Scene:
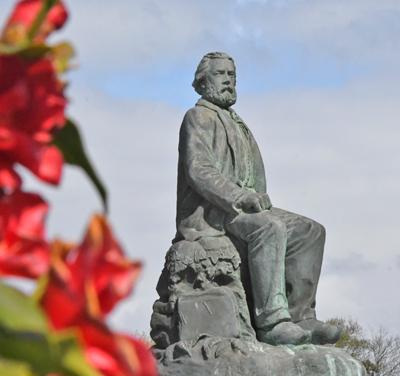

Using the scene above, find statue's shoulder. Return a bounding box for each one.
[183,100,220,126]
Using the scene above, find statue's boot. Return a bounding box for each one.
[258,322,312,346]
[296,318,343,345]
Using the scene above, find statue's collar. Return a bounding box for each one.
[196,99,243,124]
[195,98,230,113]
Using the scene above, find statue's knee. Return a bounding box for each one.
[312,221,326,241]
[292,216,325,244]
[232,211,286,242]
[259,212,286,237]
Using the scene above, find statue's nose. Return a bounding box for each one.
[222,72,230,84]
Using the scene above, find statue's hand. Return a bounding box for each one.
[241,193,272,213]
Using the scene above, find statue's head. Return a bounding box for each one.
[192,52,237,108]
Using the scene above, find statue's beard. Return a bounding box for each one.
[202,83,237,108]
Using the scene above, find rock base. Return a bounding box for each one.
[154,336,366,376]
[151,238,366,376]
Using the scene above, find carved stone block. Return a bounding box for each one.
[177,287,240,341]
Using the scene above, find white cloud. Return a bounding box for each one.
[42,0,400,78]
[234,0,400,63]
[2,0,400,74]
[52,0,228,71]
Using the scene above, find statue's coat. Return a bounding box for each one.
[175,98,266,242]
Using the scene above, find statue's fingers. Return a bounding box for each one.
[260,196,270,210]
[252,200,263,212]
[263,194,272,210]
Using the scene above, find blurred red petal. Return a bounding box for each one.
[0,160,21,190]
[0,190,50,278]
[96,262,142,315]
[0,54,66,136]
[41,267,85,329]
[36,144,64,184]
[39,215,157,375]
[6,0,41,29]
[0,234,49,278]
[13,57,67,136]
[0,54,66,184]
[72,215,142,318]
[4,0,68,33]
[0,190,48,238]
[124,336,159,376]
[2,128,64,185]
[85,347,122,375]
[47,1,68,30]
[40,240,86,329]
[79,319,158,376]
[79,319,129,376]
[0,126,16,150]
[0,79,28,117]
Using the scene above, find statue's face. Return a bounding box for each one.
[202,59,237,108]
[206,59,236,92]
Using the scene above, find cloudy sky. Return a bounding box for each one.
[1,0,400,337]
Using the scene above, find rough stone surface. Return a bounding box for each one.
[150,236,256,350]
[177,288,241,341]
[151,238,366,375]
[155,337,367,376]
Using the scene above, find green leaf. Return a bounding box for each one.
[52,42,75,73]
[0,357,34,376]
[52,119,108,212]
[18,44,52,60]
[30,275,49,304]
[55,335,102,376]
[0,44,23,55]
[0,283,47,333]
[0,43,52,58]
[0,283,101,376]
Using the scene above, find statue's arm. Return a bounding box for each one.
[179,110,249,215]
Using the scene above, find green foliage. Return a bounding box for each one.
[328,316,400,376]
[0,283,101,376]
[133,330,155,348]
[52,42,75,73]
[52,119,108,212]
[328,317,369,362]
[0,356,34,376]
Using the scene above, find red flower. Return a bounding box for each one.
[1,0,68,45]
[41,215,142,329]
[40,239,84,328]
[0,53,66,186]
[75,214,142,318]
[0,189,50,278]
[80,318,158,376]
[0,159,22,190]
[41,215,158,376]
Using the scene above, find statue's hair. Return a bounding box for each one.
[192,52,236,95]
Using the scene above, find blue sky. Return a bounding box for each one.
[1,0,400,337]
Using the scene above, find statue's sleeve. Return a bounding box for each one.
[179,108,249,215]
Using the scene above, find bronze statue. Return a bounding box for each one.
[150,52,366,376]
[173,52,342,346]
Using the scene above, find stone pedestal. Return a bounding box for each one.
[151,237,366,376]
[154,337,366,376]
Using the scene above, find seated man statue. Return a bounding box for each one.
[173,52,343,346]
